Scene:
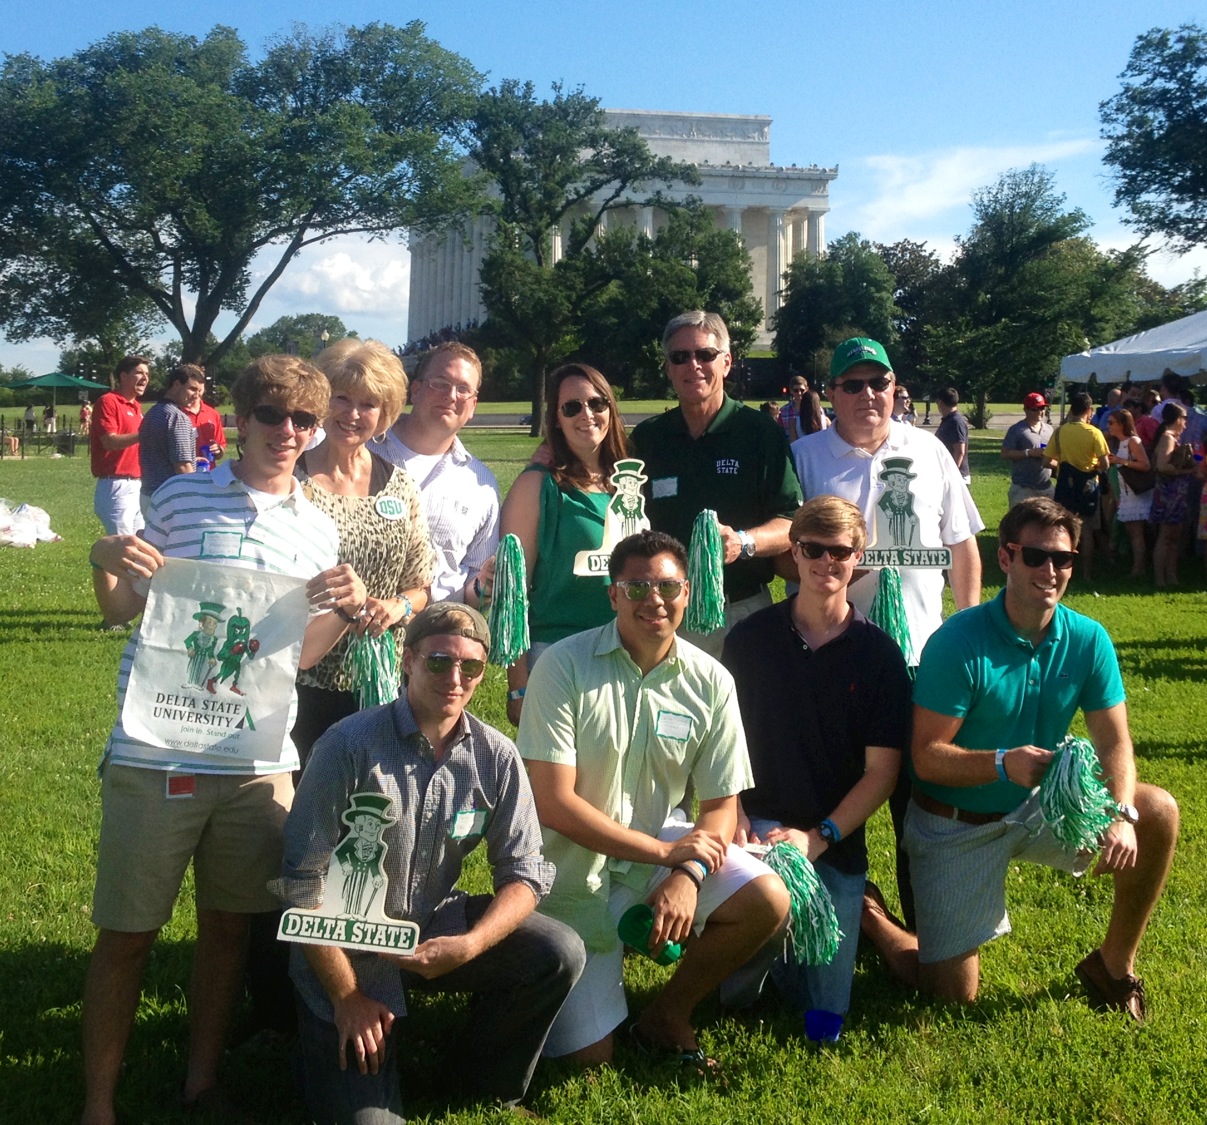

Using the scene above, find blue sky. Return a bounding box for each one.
[3,0,1204,372]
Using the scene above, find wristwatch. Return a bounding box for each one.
[737,529,756,559]
[1115,803,1139,825]
[818,818,842,844]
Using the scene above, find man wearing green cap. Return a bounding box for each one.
[791,336,984,928]
[278,602,584,1123]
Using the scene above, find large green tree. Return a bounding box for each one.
[923,165,1159,418]
[0,23,480,365]
[246,314,354,359]
[772,232,900,384]
[1101,24,1207,252]
[468,80,696,432]
[576,203,763,396]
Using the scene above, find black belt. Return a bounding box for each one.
[912,787,1006,826]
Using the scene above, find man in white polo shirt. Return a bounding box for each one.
[81,356,368,1125]
[379,343,499,608]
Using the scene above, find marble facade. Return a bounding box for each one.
[406,110,837,347]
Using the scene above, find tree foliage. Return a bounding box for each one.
[246,314,353,359]
[922,165,1160,416]
[1101,24,1207,252]
[0,23,481,364]
[772,232,900,383]
[576,203,763,396]
[468,80,697,431]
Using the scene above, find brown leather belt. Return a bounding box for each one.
[912,787,1006,826]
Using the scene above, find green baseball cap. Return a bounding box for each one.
[829,337,893,382]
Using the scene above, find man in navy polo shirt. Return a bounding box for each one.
[861,498,1178,1022]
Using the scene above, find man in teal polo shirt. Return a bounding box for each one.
[861,498,1178,1022]
[629,310,802,657]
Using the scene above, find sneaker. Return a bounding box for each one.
[1075,949,1146,1023]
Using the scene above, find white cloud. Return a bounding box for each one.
[836,138,1103,248]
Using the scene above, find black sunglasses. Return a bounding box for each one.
[1006,543,1078,570]
[613,578,686,601]
[251,404,319,430]
[796,540,858,561]
[667,348,724,366]
[422,652,486,678]
[560,397,610,418]
[834,375,894,395]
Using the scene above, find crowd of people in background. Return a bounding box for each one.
[69,319,1187,1124]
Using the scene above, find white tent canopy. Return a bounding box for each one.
[1060,308,1207,384]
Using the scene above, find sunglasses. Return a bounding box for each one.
[834,375,894,395]
[422,652,486,678]
[1006,543,1078,570]
[560,397,611,418]
[667,348,724,366]
[251,404,319,430]
[614,578,686,601]
[796,540,858,561]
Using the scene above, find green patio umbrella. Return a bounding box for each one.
[9,371,109,410]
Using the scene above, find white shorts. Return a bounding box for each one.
[94,477,144,536]
[541,816,774,1057]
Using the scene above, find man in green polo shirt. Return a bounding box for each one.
[629,310,802,657]
[861,498,1178,1022]
[518,530,789,1069]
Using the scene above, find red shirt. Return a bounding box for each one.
[184,400,228,456]
[90,391,143,478]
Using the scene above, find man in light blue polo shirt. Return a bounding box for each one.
[861,498,1178,1023]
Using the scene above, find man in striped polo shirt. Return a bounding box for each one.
[81,356,369,1125]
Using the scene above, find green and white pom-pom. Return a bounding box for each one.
[343,629,400,709]
[869,565,915,669]
[1039,734,1117,851]
[488,533,530,667]
[763,842,843,966]
[686,509,726,633]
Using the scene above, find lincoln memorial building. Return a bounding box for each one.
[406,110,837,347]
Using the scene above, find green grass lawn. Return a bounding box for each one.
[0,431,1204,1123]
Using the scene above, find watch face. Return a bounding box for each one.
[1118,803,1139,824]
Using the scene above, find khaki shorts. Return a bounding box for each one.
[92,762,292,932]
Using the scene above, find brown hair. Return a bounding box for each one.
[544,364,629,491]
[231,355,330,421]
[790,496,867,553]
[414,342,483,389]
[998,496,1082,550]
[1111,408,1137,439]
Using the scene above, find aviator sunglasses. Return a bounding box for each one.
[667,348,724,366]
[834,375,894,395]
[559,397,611,418]
[1005,543,1078,570]
[614,578,686,601]
[251,404,319,430]
[422,652,486,678]
[796,540,858,561]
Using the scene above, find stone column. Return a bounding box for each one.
[726,207,743,234]
[550,222,563,265]
[768,209,787,313]
[807,210,825,257]
[639,206,654,240]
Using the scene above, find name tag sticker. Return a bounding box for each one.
[451,808,487,839]
[655,710,693,742]
[652,476,678,499]
[200,531,243,559]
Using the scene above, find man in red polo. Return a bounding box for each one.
[90,356,150,537]
[182,379,227,469]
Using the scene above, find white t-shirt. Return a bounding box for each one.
[791,422,984,662]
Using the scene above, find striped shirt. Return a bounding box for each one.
[276,694,554,1021]
[140,400,197,497]
[103,461,339,775]
[377,430,500,603]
